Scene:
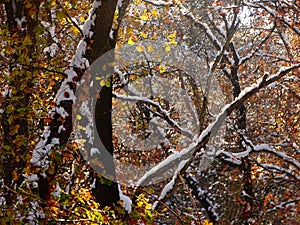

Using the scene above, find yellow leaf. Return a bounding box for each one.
[203,219,213,225]
[105,80,111,87]
[152,9,158,17]
[161,207,168,212]
[76,114,82,120]
[140,32,148,38]
[168,32,176,41]
[159,65,166,73]
[141,11,151,21]
[165,45,171,52]
[126,27,134,35]
[100,80,106,86]
[128,37,135,45]
[79,16,85,23]
[78,125,86,130]
[136,45,145,52]
[147,45,154,52]
[170,40,178,45]
[141,15,148,21]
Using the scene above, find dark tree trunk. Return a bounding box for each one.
[1,0,39,206]
[34,0,130,208]
[93,82,120,206]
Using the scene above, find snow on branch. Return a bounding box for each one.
[239,24,276,65]
[136,63,300,187]
[143,0,173,6]
[259,163,299,180]
[244,1,300,36]
[252,143,300,171]
[224,120,300,172]
[267,198,300,213]
[114,93,193,138]
[152,159,189,209]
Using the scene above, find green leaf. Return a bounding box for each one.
[17,107,26,114]
[105,80,111,87]
[4,145,12,151]
[23,35,32,46]
[54,155,62,163]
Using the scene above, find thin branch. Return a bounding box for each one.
[55,0,84,37]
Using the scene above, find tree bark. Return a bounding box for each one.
[34,0,130,208]
[1,0,40,206]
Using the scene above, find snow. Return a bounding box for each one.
[232,149,251,158]
[29,4,105,216]
[115,93,193,138]
[43,43,58,57]
[23,174,38,182]
[30,126,54,167]
[118,184,132,213]
[56,0,103,104]
[27,201,45,224]
[15,17,26,29]
[152,159,189,209]
[109,29,114,40]
[2,85,11,98]
[52,183,62,198]
[71,40,88,69]
[117,0,123,7]
[143,0,173,6]
[55,106,69,118]
[91,147,100,156]
[216,150,241,165]
[254,144,300,170]
[136,76,274,186]
[93,0,102,9]
[51,138,60,145]
[58,125,66,133]
[199,22,222,51]
[91,178,96,189]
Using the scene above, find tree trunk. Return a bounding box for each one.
[34,0,130,208]
[1,0,39,206]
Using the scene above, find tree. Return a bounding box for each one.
[0,0,299,224]
[1,0,130,223]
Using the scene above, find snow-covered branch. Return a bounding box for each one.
[114,93,193,138]
[143,0,173,6]
[136,63,300,187]
[245,1,300,36]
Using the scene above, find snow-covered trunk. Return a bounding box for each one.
[31,0,130,208]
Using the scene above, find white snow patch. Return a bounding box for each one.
[53,183,62,198]
[51,138,60,145]
[152,159,189,209]
[93,0,102,8]
[58,125,66,133]
[118,184,132,213]
[43,43,58,57]
[55,106,69,118]
[91,147,100,156]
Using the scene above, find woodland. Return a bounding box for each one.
[0,0,300,224]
